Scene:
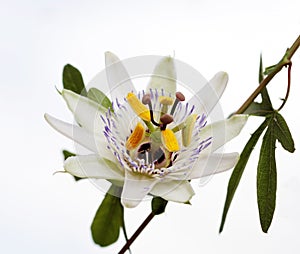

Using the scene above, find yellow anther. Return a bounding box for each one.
[126,92,151,121]
[182,114,197,147]
[161,129,180,152]
[126,122,146,150]
[159,96,174,105]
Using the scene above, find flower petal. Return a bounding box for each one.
[171,152,239,180]
[44,114,115,161]
[105,51,136,100]
[150,180,195,203]
[188,71,228,114]
[64,154,124,181]
[62,89,106,133]
[121,171,159,208]
[147,56,176,95]
[199,114,248,153]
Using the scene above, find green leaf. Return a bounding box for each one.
[273,113,295,153]
[151,196,168,215]
[243,102,269,116]
[62,150,82,181]
[63,64,87,96]
[219,119,269,233]
[91,185,123,247]
[257,120,277,233]
[243,56,273,116]
[259,54,264,83]
[259,55,272,109]
[87,88,113,110]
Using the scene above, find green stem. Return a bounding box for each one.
[236,35,300,114]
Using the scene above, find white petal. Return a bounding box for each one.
[147,56,176,95]
[62,89,106,133]
[121,171,159,208]
[199,114,248,153]
[150,180,195,203]
[105,52,136,100]
[44,114,115,161]
[64,154,124,181]
[171,152,239,180]
[188,72,228,114]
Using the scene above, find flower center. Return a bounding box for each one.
[102,89,209,178]
[123,91,188,175]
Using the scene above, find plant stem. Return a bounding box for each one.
[236,35,300,114]
[118,212,155,254]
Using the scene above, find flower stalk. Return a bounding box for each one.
[118,212,155,254]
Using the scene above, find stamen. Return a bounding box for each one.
[125,122,145,150]
[182,114,197,147]
[171,122,185,133]
[170,92,185,115]
[159,96,174,105]
[159,96,174,116]
[126,92,151,121]
[142,94,160,126]
[161,129,179,152]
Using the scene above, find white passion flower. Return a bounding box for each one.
[45,52,248,208]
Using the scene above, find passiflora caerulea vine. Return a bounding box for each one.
[44,36,299,253]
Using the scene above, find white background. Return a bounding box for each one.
[1,0,300,253]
